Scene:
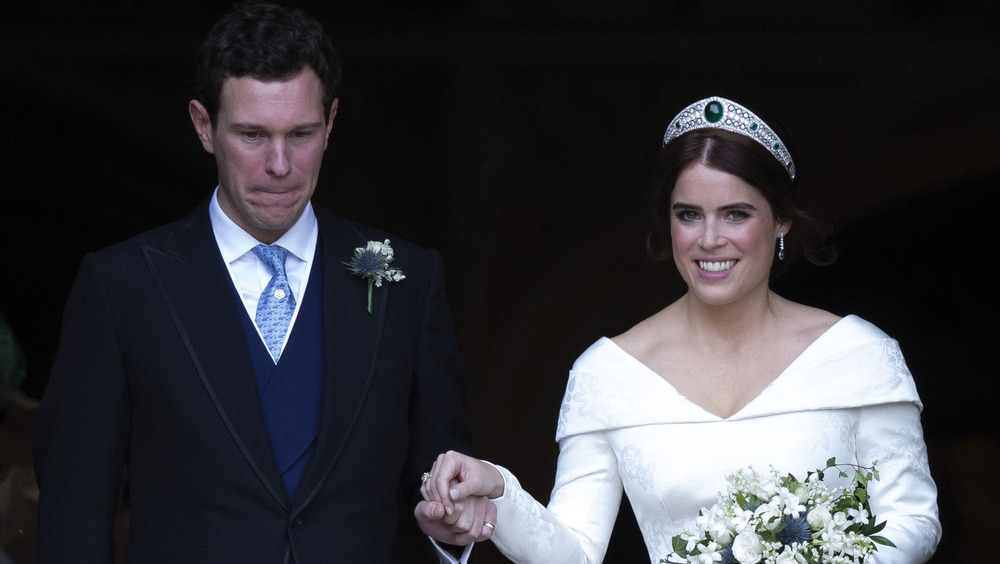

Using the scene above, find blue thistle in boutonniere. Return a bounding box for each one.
[344,239,405,313]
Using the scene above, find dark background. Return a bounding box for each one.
[2,1,998,562]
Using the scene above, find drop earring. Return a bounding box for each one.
[778,232,785,261]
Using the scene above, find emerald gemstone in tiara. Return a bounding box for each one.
[662,96,796,180]
[704,101,724,123]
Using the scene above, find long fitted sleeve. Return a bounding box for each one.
[489,429,623,564]
[857,402,941,563]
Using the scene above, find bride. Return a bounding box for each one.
[418,96,941,564]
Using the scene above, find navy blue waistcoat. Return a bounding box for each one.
[236,246,324,501]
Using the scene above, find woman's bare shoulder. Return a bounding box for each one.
[611,303,684,356]
[775,297,842,341]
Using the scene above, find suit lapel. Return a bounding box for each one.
[293,210,388,509]
[142,203,289,509]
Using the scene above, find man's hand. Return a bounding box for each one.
[415,495,497,546]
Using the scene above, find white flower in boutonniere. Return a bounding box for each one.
[344,239,405,313]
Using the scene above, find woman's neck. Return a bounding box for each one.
[677,288,785,345]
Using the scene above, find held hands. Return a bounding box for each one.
[414,493,496,546]
[415,450,506,545]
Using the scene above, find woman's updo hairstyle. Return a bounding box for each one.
[648,102,835,276]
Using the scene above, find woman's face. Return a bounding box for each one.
[669,163,790,307]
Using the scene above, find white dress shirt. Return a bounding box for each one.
[208,188,318,362]
[210,191,472,562]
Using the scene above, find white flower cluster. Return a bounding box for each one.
[664,462,890,564]
[357,239,405,286]
[345,239,406,313]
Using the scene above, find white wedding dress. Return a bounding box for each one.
[488,315,941,564]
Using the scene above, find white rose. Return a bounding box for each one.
[751,481,777,500]
[831,511,849,529]
[793,483,809,499]
[807,506,832,530]
[713,528,734,547]
[774,547,805,564]
[732,532,764,564]
[754,504,782,530]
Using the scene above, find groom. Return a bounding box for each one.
[34,3,479,562]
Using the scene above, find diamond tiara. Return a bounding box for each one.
[662,96,796,180]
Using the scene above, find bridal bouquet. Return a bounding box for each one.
[662,458,894,564]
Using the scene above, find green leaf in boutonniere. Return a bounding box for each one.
[344,239,406,313]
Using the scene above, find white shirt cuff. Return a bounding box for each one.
[430,537,474,564]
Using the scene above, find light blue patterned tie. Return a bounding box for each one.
[252,244,296,362]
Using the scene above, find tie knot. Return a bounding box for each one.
[252,244,289,276]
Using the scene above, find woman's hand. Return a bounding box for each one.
[422,450,506,509]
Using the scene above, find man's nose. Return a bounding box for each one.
[265,140,291,177]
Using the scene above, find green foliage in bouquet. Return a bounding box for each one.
[664,458,894,564]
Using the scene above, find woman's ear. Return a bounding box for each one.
[777,218,793,238]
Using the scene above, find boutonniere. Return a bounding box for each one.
[345,239,406,313]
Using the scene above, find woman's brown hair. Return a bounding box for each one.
[648,129,836,276]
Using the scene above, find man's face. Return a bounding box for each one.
[190,68,336,243]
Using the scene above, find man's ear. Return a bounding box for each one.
[188,99,215,154]
[326,98,339,136]
[322,98,338,150]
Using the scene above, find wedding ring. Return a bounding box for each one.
[421,471,432,484]
[484,522,496,534]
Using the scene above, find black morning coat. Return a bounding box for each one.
[34,201,472,563]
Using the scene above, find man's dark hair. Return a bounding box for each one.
[194,1,341,126]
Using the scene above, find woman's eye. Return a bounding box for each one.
[727,210,749,221]
[676,210,699,222]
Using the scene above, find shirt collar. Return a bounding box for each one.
[208,188,318,264]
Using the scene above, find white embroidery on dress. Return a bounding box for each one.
[497,466,561,560]
[559,371,629,438]
[556,375,574,439]
[842,416,859,452]
[619,445,656,491]
[640,514,677,564]
[511,487,559,558]
[809,412,855,455]
[575,373,621,424]
[882,339,910,389]
[865,424,932,481]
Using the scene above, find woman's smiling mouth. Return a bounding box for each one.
[698,260,736,272]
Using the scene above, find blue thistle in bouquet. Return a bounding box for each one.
[663,458,894,564]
